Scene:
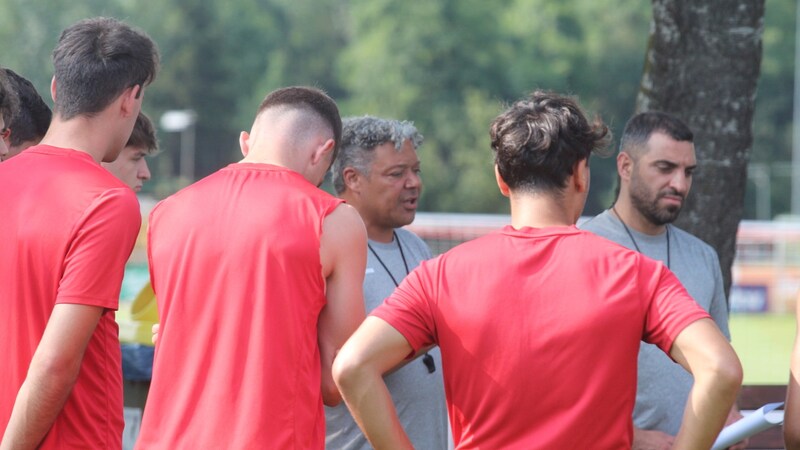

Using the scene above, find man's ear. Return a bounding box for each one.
[617,152,633,182]
[119,85,141,118]
[311,138,336,166]
[573,159,590,193]
[495,165,510,198]
[50,76,57,102]
[239,131,250,157]
[342,166,361,193]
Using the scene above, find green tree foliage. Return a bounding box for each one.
[744,0,795,220]
[0,0,786,219]
[339,0,651,213]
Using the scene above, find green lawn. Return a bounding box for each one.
[730,313,795,385]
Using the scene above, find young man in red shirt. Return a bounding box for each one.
[333,91,742,449]
[0,17,159,449]
[137,87,367,449]
[103,112,157,192]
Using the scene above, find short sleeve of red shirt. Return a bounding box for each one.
[57,187,141,310]
[638,256,711,354]
[371,257,441,354]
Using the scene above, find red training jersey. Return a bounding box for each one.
[0,146,139,449]
[137,163,343,449]
[372,225,710,449]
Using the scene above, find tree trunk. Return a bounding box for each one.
[637,0,765,296]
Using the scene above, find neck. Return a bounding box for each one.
[39,115,118,163]
[508,191,578,230]
[612,195,665,236]
[240,152,288,167]
[366,224,395,243]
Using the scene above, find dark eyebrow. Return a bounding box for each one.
[653,160,696,170]
[653,160,677,167]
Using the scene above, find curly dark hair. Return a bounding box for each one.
[490,90,611,193]
[0,70,19,126]
[2,69,50,146]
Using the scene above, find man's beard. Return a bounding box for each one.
[629,182,683,226]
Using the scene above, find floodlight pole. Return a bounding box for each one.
[160,110,198,182]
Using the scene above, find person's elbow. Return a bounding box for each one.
[704,347,743,396]
[321,376,343,407]
[718,351,743,391]
[28,350,83,392]
[332,346,370,406]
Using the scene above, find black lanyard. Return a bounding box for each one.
[367,231,436,374]
[611,207,671,269]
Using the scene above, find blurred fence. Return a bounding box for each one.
[408,212,800,314]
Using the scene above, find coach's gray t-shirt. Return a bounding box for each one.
[581,210,730,436]
[325,228,448,449]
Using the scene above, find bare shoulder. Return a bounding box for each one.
[320,203,367,275]
[322,203,366,237]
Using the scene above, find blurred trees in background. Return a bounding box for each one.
[0,0,784,220]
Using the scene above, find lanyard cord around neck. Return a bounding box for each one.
[366,231,436,374]
[367,231,410,287]
[611,206,671,270]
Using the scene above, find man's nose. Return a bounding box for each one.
[139,159,151,180]
[669,171,690,195]
[405,171,421,189]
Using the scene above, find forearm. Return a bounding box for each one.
[673,369,740,450]
[1,369,79,449]
[336,367,413,450]
[1,304,101,450]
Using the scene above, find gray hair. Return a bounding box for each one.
[331,115,423,194]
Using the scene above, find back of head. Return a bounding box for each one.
[490,90,610,193]
[126,112,158,153]
[257,86,341,158]
[52,17,159,120]
[0,69,19,125]
[3,69,51,146]
[331,115,423,194]
[619,111,693,158]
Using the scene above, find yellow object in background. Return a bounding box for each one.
[119,282,159,345]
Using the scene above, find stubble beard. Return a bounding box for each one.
[629,182,682,227]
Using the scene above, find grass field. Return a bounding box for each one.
[730,313,796,385]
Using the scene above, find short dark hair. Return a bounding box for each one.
[258,86,342,161]
[52,17,159,120]
[3,69,51,146]
[490,90,610,193]
[126,112,158,153]
[332,116,423,194]
[0,70,19,125]
[619,111,693,157]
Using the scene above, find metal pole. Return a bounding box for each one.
[180,125,196,182]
